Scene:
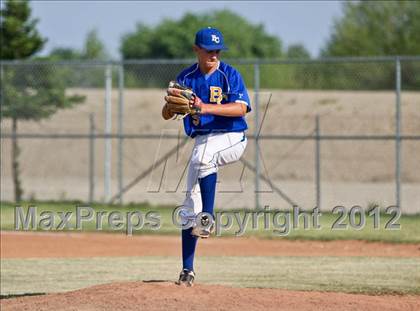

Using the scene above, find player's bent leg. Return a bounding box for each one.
[197,132,247,177]
[191,172,217,238]
[214,132,247,168]
[189,132,247,238]
[199,173,217,215]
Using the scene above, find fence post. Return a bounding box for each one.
[395,57,402,209]
[315,115,321,211]
[104,64,112,203]
[89,113,95,203]
[254,62,260,209]
[118,64,124,205]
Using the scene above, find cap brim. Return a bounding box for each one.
[198,44,228,51]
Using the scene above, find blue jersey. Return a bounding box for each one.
[176,61,251,138]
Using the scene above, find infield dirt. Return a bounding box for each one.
[2,231,420,258]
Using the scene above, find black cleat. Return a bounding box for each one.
[176,269,195,287]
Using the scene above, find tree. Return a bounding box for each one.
[48,29,107,60]
[286,44,311,59]
[321,1,420,90]
[0,0,85,202]
[322,1,420,56]
[120,9,283,88]
[49,47,83,60]
[0,0,46,59]
[120,9,283,59]
[82,29,107,60]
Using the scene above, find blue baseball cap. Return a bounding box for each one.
[195,27,228,51]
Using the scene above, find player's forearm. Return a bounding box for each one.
[200,102,247,117]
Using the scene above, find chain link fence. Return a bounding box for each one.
[1,57,419,214]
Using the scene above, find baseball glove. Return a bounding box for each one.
[162,81,200,120]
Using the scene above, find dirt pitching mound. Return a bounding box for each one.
[2,281,419,311]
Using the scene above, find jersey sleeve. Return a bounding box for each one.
[176,64,196,88]
[176,72,184,85]
[227,70,251,113]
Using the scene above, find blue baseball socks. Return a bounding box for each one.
[182,173,217,271]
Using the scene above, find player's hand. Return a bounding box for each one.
[191,95,203,109]
[189,95,205,114]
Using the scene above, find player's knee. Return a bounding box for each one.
[191,156,215,176]
[195,160,215,177]
[198,166,218,179]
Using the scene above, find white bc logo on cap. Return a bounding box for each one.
[211,35,220,43]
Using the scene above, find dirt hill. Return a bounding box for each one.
[2,281,419,311]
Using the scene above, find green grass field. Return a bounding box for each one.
[1,201,419,243]
[1,256,419,295]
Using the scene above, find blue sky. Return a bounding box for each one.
[30,1,343,59]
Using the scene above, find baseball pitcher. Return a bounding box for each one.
[162,27,251,286]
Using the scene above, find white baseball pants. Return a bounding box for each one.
[180,131,247,223]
